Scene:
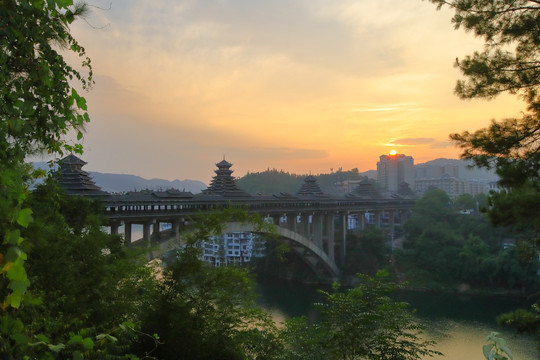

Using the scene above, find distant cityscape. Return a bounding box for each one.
[34,153,498,199]
[375,152,497,198]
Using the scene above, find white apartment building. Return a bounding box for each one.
[200,231,266,266]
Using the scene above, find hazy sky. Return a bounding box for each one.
[55,0,525,184]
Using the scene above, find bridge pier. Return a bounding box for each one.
[325,213,335,262]
[124,222,132,244]
[286,214,297,232]
[358,211,365,230]
[312,214,323,249]
[340,213,347,263]
[153,221,160,240]
[375,211,381,228]
[172,220,181,239]
[143,222,151,243]
[301,214,311,239]
[110,222,120,235]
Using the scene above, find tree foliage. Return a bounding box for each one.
[430,0,540,345]
[430,0,540,227]
[237,169,366,195]
[400,190,538,289]
[342,228,389,277]
[1,0,93,306]
[1,1,97,357]
[1,0,93,158]
[282,271,441,360]
[429,0,540,108]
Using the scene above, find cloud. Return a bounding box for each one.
[353,107,400,112]
[392,138,435,145]
[430,141,454,149]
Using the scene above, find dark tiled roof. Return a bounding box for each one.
[153,189,194,198]
[202,159,251,198]
[347,179,383,199]
[397,181,415,198]
[56,155,109,198]
[297,175,325,196]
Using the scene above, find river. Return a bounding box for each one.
[255,275,538,359]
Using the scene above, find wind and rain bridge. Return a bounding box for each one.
[57,155,415,282]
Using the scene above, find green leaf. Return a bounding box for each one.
[5,229,22,245]
[500,345,513,359]
[48,343,66,352]
[36,334,50,343]
[483,344,494,359]
[81,337,94,350]
[6,291,23,309]
[96,333,117,342]
[72,350,83,360]
[68,335,83,345]
[16,208,33,228]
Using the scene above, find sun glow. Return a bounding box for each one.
[389,150,397,155]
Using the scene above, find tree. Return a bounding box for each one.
[429,0,540,229]
[430,0,540,346]
[343,228,389,277]
[1,0,94,357]
[282,271,441,360]
[16,180,151,358]
[429,1,540,109]
[130,209,282,360]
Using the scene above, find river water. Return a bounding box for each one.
[255,275,538,359]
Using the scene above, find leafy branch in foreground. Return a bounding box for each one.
[282,271,441,360]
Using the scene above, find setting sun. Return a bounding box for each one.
[389,150,397,156]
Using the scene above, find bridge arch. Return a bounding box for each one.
[145,222,340,283]
[224,222,340,282]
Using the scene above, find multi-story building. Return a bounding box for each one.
[377,153,414,193]
[414,174,488,198]
[200,231,265,266]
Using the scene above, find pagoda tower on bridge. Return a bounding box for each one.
[56,154,108,197]
[202,158,250,197]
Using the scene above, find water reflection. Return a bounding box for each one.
[255,275,538,360]
[421,319,537,360]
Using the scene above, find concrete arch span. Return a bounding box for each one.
[145,222,341,283]
[223,222,340,282]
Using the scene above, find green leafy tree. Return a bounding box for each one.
[131,209,283,360]
[1,0,94,357]
[430,0,540,346]
[22,181,141,339]
[483,332,514,360]
[282,271,440,360]
[428,0,540,236]
[402,189,454,248]
[343,228,389,277]
[454,193,475,210]
[399,189,536,289]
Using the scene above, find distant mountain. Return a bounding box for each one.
[90,172,206,194]
[32,162,206,194]
[362,170,377,180]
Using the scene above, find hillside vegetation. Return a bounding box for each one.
[236,168,368,195]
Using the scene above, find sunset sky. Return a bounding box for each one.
[55,0,525,184]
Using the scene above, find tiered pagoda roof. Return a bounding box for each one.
[397,181,415,198]
[201,159,250,197]
[56,155,109,197]
[297,175,326,196]
[346,179,383,199]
